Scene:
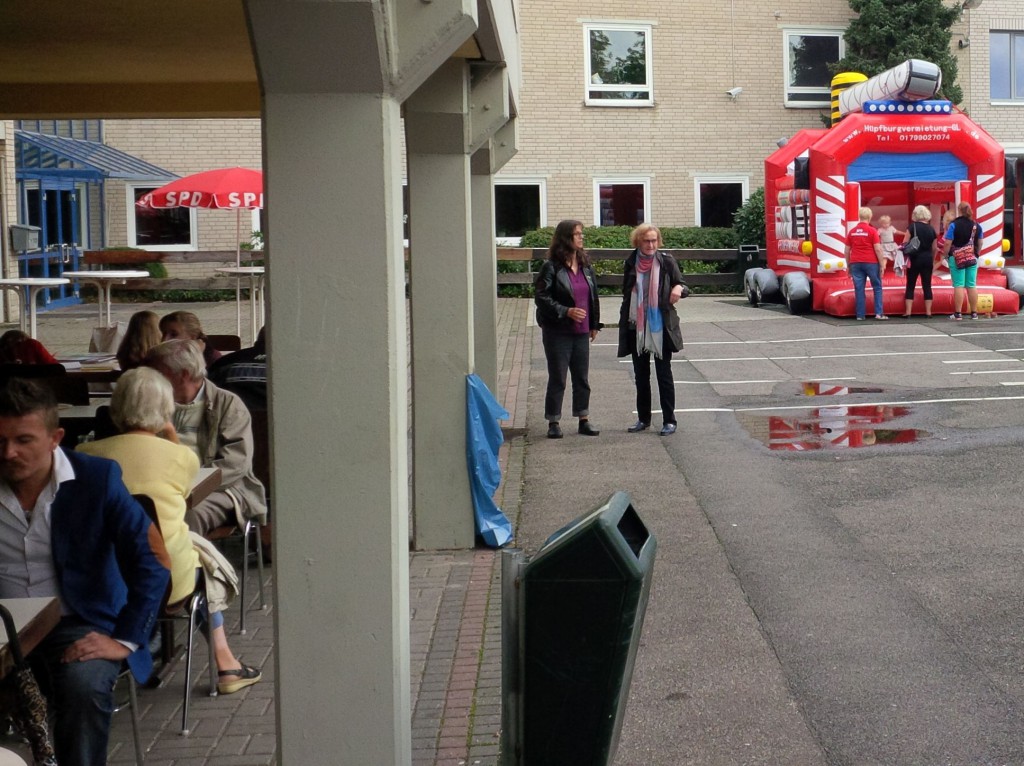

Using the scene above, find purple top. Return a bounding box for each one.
[567,268,590,334]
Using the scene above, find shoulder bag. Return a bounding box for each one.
[952,223,978,269]
[902,223,921,257]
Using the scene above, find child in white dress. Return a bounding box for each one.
[876,215,905,273]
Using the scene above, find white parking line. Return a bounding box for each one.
[942,358,1023,365]
[679,349,996,363]
[675,394,1024,414]
[949,369,1024,375]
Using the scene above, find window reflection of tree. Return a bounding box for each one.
[790,35,839,87]
[590,30,646,93]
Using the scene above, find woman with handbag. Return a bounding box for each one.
[900,205,938,318]
[940,202,982,320]
[617,223,688,436]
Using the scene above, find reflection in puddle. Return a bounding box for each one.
[738,405,929,451]
[802,382,884,396]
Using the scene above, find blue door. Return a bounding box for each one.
[22,180,82,309]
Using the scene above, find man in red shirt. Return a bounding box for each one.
[845,206,887,320]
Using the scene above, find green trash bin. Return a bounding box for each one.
[519,491,656,765]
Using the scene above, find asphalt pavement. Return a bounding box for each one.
[14,293,1024,764]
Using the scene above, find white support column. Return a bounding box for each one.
[262,92,411,764]
[406,60,476,550]
[469,166,497,392]
[470,116,518,394]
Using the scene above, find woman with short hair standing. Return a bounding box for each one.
[901,205,938,318]
[534,220,601,439]
[617,223,688,436]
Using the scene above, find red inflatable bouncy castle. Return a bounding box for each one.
[746,59,1024,317]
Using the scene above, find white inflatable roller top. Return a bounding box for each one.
[838,59,942,116]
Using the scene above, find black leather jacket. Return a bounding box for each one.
[534,259,601,332]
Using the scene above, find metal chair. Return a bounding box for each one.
[112,664,145,764]
[132,495,217,735]
[204,407,268,633]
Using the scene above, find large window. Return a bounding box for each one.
[584,24,653,106]
[494,180,545,245]
[784,29,844,107]
[128,184,196,250]
[990,31,1024,101]
[694,176,749,227]
[594,179,649,227]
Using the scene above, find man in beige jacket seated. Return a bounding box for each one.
[144,340,268,535]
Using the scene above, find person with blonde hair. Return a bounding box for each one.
[160,310,222,366]
[616,224,688,436]
[940,201,983,320]
[77,367,261,694]
[901,205,938,318]
[844,206,886,320]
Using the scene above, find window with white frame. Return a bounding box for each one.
[128,184,196,250]
[990,31,1024,101]
[584,23,653,106]
[694,176,749,228]
[594,179,649,227]
[494,180,546,245]
[784,29,844,107]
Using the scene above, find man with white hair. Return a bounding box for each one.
[144,340,267,534]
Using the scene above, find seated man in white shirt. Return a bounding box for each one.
[143,339,267,534]
[0,378,169,766]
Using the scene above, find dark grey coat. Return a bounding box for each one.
[617,249,687,357]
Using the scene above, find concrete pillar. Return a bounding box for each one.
[470,116,518,394]
[262,92,411,764]
[469,166,498,392]
[406,60,476,550]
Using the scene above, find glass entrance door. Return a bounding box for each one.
[22,180,82,309]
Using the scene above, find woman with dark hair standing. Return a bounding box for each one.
[618,223,688,436]
[534,220,601,439]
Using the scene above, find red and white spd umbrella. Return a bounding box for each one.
[137,167,264,337]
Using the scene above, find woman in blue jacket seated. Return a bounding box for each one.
[533,220,602,439]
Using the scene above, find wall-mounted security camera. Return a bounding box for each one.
[726,87,743,99]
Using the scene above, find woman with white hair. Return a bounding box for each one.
[77,367,261,694]
[901,205,938,318]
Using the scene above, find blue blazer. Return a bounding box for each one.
[51,450,170,681]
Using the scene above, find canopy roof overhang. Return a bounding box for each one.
[0,0,519,119]
[15,130,178,183]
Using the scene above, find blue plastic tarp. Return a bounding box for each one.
[848,151,966,182]
[466,374,512,547]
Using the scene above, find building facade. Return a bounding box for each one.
[2,2,1019,262]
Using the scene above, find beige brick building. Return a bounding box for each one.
[2,0,1021,261]
[494,0,1017,241]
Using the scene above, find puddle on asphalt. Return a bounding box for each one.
[737,404,930,450]
[801,381,884,396]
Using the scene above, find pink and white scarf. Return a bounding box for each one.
[631,254,663,357]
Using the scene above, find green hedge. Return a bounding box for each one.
[503,225,740,296]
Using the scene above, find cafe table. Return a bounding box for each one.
[215,266,265,345]
[0,278,70,339]
[61,270,150,326]
[0,597,60,679]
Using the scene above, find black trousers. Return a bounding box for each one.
[541,328,591,422]
[632,344,675,425]
[904,254,934,300]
